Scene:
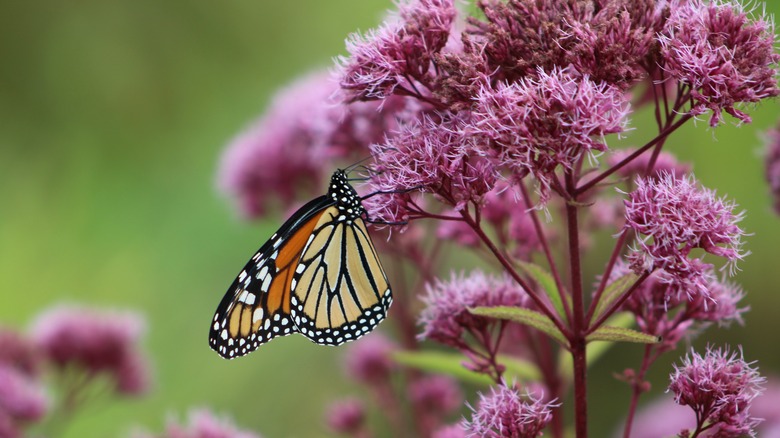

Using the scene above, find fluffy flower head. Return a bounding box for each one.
[418,271,529,346]
[463,385,555,438]
[624,173,746,298]
[669,346,764,437]
[609,260,746,349]
[339,0,456,101]
[473,67,630,202]
[660,0,780,126]
[367,114,497,223]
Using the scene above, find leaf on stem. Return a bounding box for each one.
[586,326,660,344]
[469,306,567,345]
[591,272,639,323]
[392,351,541,385]
[515,261,569,321]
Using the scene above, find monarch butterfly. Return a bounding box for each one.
[209,169,392,359]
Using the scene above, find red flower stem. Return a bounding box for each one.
[459,209,572,338]
[585,230,628,324]
[622,344,658,438]
[586,271,651,334]
[565,171,588,438]
[520,182,572,325]
[574,114,692,196]
[651,74,664,130]
[531,333,564,438]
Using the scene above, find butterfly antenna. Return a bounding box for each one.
[343,156,375,174]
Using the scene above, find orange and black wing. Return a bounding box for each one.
[289,207,392,346]
[209,196,332,359]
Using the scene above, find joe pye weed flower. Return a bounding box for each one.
[217,0,780,436]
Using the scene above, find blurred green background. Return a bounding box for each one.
[1,1,779,437]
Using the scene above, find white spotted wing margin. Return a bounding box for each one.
[209,195,331,359]
[289,207,393,347]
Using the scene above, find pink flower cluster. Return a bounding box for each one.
[611,260,746,350]
[660,0,780,126]
[669,347,764,437]
[367,114,497,223]
[624,173,746,298]
[463,385,556,438]
[218,71,416,218]
[339,0,456,101]
[472,67,630,201]
[31,305,151,396]
[764,120,780,214]
[0,327,47,438]
[135,409,262,438]
[419,271,530,347]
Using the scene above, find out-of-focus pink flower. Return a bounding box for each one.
[752,378,780,437]
[432,423,466,438]
[218,72,334,217]
[366,114,497,223]
[31,304,151,396]
[624,173,746,298]
[607,147,691,180]
[472,67,630,203]
[344,332,397,386]
[669,346,765,437]
[409,375,463,417]
[325,398,366,435]
[764,121,780,215]
[437,218,480,247]
[137,409,262,438]
[660,0,780,126]
[0,327,40,377]
[218,70,416,218]
[338,0,456,101]
[613,395,695,438]
[418,271,529,347]
[0,364,48,435]
[463,385,555,438]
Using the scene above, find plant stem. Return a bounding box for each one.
[460,209,571,338]
[520,182,571,324]
[585,231,627,324]
[565,172,588,438]
[574,114,692,196]
[622,344,657,438]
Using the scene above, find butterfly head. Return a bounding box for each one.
[329,170,364,221]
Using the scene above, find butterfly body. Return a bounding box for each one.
[210,170,392,359]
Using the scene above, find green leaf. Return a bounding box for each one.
[592,272,639,322]
[393,351,493,385]
[392,351,542,385]
[469,306,567,346]
[558,313,638,377]
[516,261,568,320]
[497,355,543,382]
[586,326,660,344]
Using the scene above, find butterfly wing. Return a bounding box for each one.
[289,207,392,346]
[209,196,332,359]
